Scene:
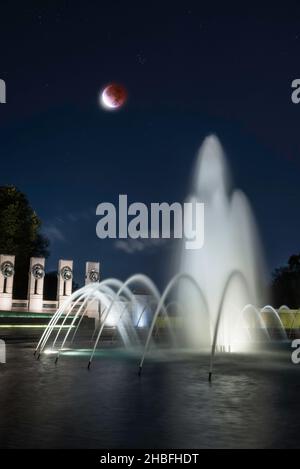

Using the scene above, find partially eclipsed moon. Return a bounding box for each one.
[100,83,127,110]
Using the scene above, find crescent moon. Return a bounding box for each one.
[101,88,119,109]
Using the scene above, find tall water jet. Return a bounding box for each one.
[178,135,267,352]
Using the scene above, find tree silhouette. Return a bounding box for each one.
[0,185,49,298]
[272,254,300,308]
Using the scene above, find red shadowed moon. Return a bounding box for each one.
[100,83,127,110]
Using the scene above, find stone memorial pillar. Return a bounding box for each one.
[0,254,15,311]
[85,261,100,318]
[28,257,45,312]
[57,259,73,307]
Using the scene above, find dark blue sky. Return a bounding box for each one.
[1,1,300,285]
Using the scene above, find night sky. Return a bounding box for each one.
[1,1,300,286]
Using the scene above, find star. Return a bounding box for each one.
[137,53,146,65]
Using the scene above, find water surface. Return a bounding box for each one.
[0,334,299,448]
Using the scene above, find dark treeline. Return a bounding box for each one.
[272,254,300,308]
[0,185,49,298]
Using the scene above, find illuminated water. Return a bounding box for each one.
[36,136,286,376]
[179,135,267,352]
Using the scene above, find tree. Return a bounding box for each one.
[272,254,300,308]
[0,185,49,298]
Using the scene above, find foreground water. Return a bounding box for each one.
[0,333,299,448]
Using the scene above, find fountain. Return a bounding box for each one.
[260,305,288,340]
[178,135,267,357]
[37,135,291,380]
